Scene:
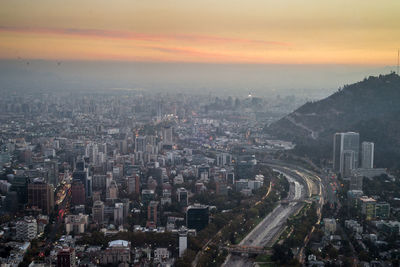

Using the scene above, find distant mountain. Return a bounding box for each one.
[265,73,400,169]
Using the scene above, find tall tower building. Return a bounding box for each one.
[106,180,118,200]
[127,175,140,195]
[177,188,188,207]
[178,227,188,258]
[162,126,173,145]
[361,141,374,169]
[333,132,360,174]
[71,181,86,206]
[135,136,147,152]
[27,178,54,215]
[343,150,356,178]
[92,200,104,224]
[147,201,159,225]
[114,203,124,226]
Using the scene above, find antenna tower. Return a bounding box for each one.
[397,49,399,75]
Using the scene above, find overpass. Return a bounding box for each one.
[221,245,271,255]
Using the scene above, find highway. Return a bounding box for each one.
[222,164,311,267]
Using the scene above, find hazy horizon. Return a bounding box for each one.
[0,60,397,99]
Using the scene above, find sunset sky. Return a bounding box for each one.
[1,0,399,64]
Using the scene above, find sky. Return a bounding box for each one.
[1,0,400,64]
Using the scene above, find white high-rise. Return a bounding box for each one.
[178,227,188,258]
[114,203,124,226]
[333,132,360,175]
[16,216,37,241]
[361,142,374,169]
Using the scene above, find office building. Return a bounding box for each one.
[92,200,105,224]
[10,175,30,209]
[106,180,118,200]
[186,204,209,231]
[359,196,376,220]
[177,187,188,207]
[127,175,140,195]
[361,141,374,169]
[375,202,390,219]
[216,153,232,166]
[65,213,89,235]
[227,172,235,185]
[135,136,147,152]
[162,126,173,145]
[342,150,356,178]
[141,189,155,206]
[27,178,54,215]
[71,181,85,206]
[147,201,159,225]
[114,203,124,226]
[349,174,363,191]
[178,227,188,258]
[72,169,92,198]
[333,132,360,174]
[57,247,76,267]
[92,175,107,190]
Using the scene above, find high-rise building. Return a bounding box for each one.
[92,200,105,224]
[186,204,209,231]
[57,247,76,267]
[65,213,89,235]
[127,175,140,195]
[92,175,107,190]
[16,216,37,241]
[375,202,390,219]
[177,188,188,207]
[27,178,54,215]
[114,203,124,226]
[343,150,356,178]
[227,172,235,185]
[361,141,374,169]
[135,136,147,152]
[106,180,118,200]
[10,175,30,209]
[359,196,376,220]
[349,174,363,191]
[44,159,59,186]
[162,126,173,145]
[72,168,92,198]
[147,201,159,225]
[216,153,232,166]
[71,181,85,206]
[141,189,155,206]
[333,132,360,174]
[178,227,188,258]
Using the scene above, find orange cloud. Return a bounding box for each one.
[0,26,291,47]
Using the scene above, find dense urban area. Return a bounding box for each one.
[0,82,399,267]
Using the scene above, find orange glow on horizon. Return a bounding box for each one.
[0,0,399,65]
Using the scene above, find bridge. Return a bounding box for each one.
[279,199,313,205]
[221,245,271,255]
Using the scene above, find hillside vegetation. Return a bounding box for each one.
[265,73,400,169]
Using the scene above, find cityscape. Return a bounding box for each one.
[1,1,400,267]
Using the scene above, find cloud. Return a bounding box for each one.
[0,26,290,47]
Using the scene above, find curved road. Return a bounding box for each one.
[222,165,310,267]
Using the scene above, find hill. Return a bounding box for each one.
[265,72,400,169]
